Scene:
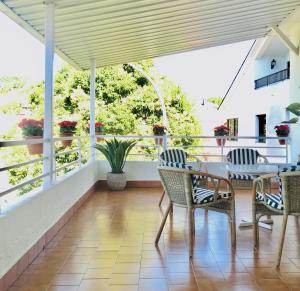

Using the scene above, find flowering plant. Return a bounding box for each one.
[153,124,166,135]
[58,121,77,134]
[95,122,105,132]
[18,118,43,137]
[214,125,230,136]
[275,124,289,136]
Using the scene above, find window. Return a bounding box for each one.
[256,114,266,143]
[227,118,238,140]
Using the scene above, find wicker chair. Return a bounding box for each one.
[226,148,268,189]
[252,167,300,267]
[158,149,206,206]
[156,166,236,258]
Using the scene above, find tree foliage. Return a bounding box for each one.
[0,60,201,194]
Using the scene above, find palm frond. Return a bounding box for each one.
[94,138,136,173]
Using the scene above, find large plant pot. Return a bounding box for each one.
[107,172,127,191]
[216,138,226,146]
[96,131,104,142]
[26,136,43,155]
[60,133,73,147]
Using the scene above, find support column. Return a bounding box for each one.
[43,1,55,187]
[90,59,96,160]
[289,52,300,164]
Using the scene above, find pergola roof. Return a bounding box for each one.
[1,0,300,70]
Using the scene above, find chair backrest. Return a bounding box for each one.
[279,166,300,215]
[226,148,259,165]
[158,167,193,206]
[160,149,188,164]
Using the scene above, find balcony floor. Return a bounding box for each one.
[8,187,300,291]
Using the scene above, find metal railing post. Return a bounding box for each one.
[78,137,82,168]
[163,135,168,152]
[43,1,55,188]
[89,59,96,161]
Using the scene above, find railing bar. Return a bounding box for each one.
[0,139,49,147]
[55,148,80,157]
[169,145,286,149]
[55,160,79,172]
[0,157,47,172]
[0,173,49,197]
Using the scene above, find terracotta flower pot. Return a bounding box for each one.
[25,136,43,155]
[60,133,73,147]
[96,131,105,142]
[216,138,226,146]
[278,139,286,145]
[154,137,163,146]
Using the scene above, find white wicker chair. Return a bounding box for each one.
[156,166,236,258]
[158,149,206,206]
[252,167,300,267]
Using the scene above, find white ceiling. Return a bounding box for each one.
[1,0,300,70]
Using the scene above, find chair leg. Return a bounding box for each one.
[191,208,195,235]
[170,204,173,215]
[155,202,172,245]
[276,215,288,268]
[158,191,165,206]
[230,211,236,248]
[188,208,194,258]
[253,217,259,249]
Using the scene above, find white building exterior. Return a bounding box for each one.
[218,8,300,164]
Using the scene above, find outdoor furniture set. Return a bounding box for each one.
[156,148,300,267]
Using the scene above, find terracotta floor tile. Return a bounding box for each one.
[51,274,83,286]
[10,188,300,291]
[77,279,109,291]
[139,267,167,279]
[83,268,112,279]
[138,279,168,291]
[110,274,139,285]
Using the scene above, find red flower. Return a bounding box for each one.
[18,118,43,128]
[95,122,104,127]
[58,121,77,128]
[274,125,289,136]
[214,125,230,131]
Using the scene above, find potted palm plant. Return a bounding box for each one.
[18,118,44,155]
[95,138,136,190]
[214,125,229,146]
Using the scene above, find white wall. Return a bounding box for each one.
[0,161,98,278]
[98,160,228,180]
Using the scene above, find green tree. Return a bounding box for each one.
[1,60,201,194]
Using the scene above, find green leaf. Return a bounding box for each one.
[286,103,300,116]
[94,138,136,173]
[281,117,299,124]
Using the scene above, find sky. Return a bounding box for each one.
[0,10,252,106]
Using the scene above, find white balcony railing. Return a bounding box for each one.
[0,135,289,209]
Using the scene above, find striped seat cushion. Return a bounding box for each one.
[229,173,258,180]
[227,149,259,165]
[193,187,231,204]
[160,149,187,164]
[256,192,284,210]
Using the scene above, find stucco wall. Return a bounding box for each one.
[0,161,98,278]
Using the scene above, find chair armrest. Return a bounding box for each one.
[258,153,269,164]
[188,169,235,199]
[189,154,208,172]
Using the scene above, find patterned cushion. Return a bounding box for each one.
[160,149,187,164]
[229,173,258,180]
[256,192,284,210]
[193,187,231,204]
[227,149,258,165]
